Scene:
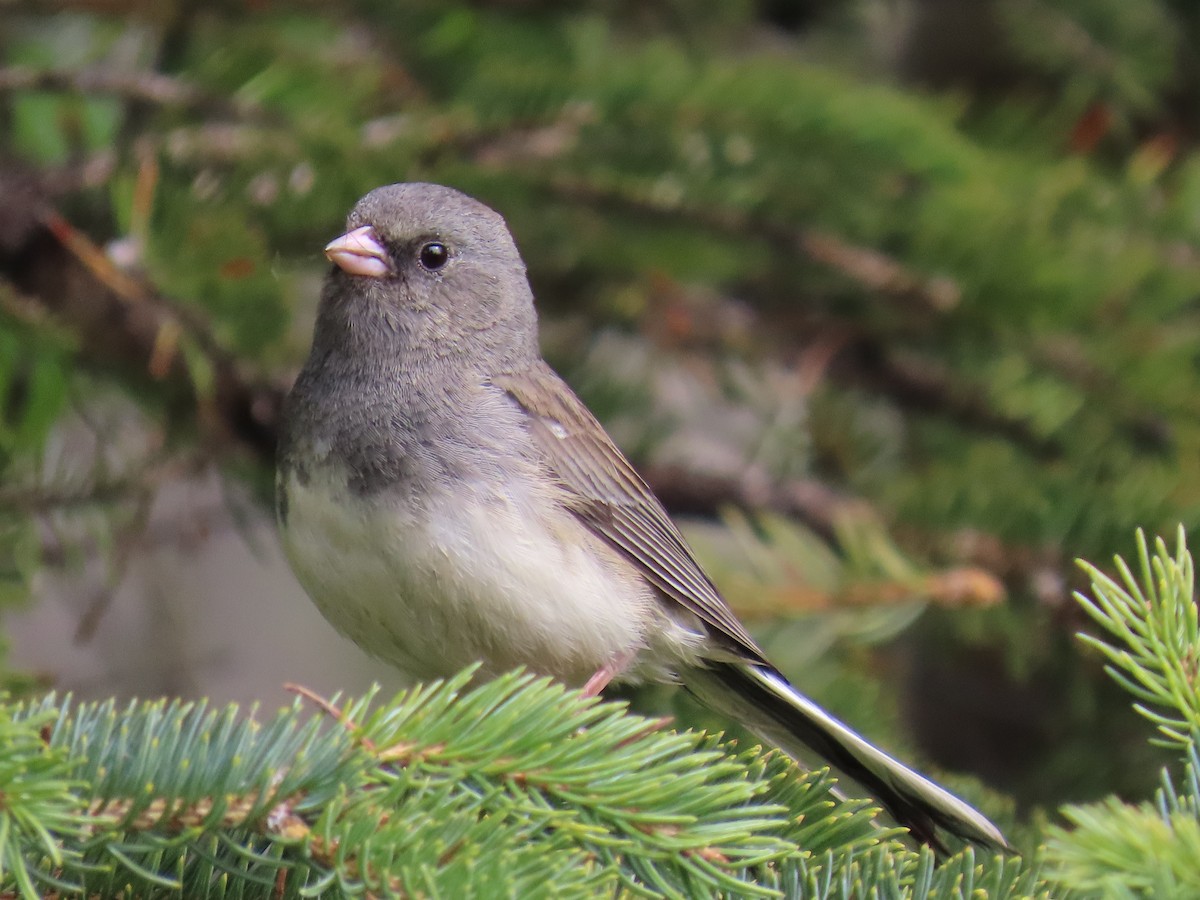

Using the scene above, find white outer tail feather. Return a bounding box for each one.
[684,661,1011,852]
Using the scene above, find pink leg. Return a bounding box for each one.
[582,650,637,697]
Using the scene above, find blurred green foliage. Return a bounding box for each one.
[3,0,1200,875]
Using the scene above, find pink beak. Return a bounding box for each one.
[325,225,390,277]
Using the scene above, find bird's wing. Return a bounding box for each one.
[492,364,768,665]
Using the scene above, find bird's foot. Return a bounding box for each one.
[582,650,636,697]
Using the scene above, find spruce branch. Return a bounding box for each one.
[1044,528,1200,896]
[4,670,885,898]
[0,704,87,897]
[0,669,1066,897]
[781,846,1058,900]
[1046,745,1200,897]
[1073,526,1200,748]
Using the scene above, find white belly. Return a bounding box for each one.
[279,467,687,685]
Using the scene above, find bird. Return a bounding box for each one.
[276,181,1009,853]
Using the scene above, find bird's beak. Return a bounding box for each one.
[324,225,391,277]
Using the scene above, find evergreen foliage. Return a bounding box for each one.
[0,670,1049,898]
[1044,530,1200,897]
[0,524,1194,895]
[1074,529,1200,749]
[4,1,1200,895]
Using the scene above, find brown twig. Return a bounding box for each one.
[642,462,852,541]
[545,173,960,315]
[0,453,202,515]
[829,337,1063,459]
[798,231,960,311]
[0,174,286,464]
[643,461,1066,602]
[284,682,353,723]
[73,489,156,644]
[0,65,270,121]
[283,682,381,754]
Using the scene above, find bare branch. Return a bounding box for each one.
[0,171,285,465]
[0,65,269,121]
[544,173,961,314]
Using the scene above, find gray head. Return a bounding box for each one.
[314,183,540,371]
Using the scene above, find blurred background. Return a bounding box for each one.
[2,0,1198,834]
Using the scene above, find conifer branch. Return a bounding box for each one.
[1074,527,1200,748]
[0,669,1063,898]
[1046,528,1200,893]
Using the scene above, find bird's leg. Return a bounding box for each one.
[582,649,636,697]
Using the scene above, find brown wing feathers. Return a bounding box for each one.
[493,365,768,665]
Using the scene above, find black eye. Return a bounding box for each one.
[418,241,450,271]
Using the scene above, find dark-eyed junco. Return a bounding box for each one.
[277,182,1008,852]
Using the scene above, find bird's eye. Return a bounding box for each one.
[418,242,450,272]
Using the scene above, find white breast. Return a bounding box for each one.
[279,465,686,685]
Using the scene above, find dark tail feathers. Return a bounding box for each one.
[684,660,1011,854]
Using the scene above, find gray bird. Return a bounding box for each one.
[277,182,1009,853]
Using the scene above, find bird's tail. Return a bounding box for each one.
[683,660,1010,854]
